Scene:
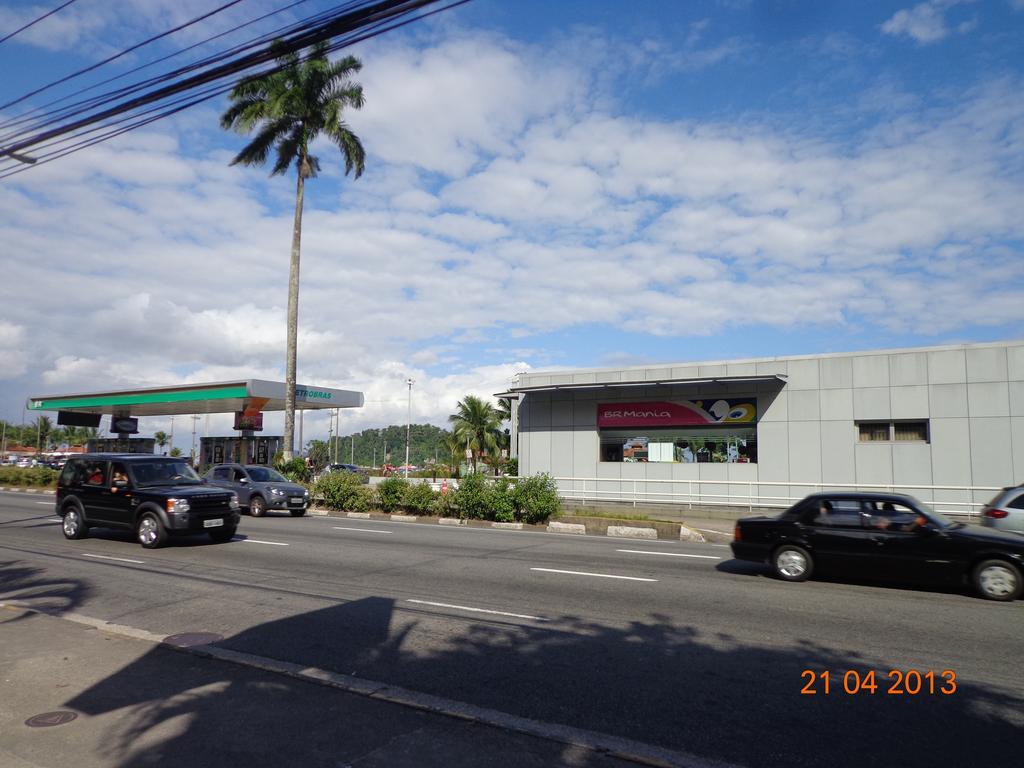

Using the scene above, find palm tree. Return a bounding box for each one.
[154,430,169,455]
[441,432,463,478]
[448,396,500,473]
[32,415,52,453]
[221,40,366,459]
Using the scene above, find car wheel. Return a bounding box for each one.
[62,507,88,540]
[209,525,237,544]
[772,544,813,582]
[249,496,267,517]
[972,559,1022,602]
[137,511,168,549]
[290,507,307,517]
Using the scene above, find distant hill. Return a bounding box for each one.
[328,423,453,467]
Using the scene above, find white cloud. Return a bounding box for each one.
[881,0,977,44]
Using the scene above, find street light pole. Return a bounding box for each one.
[405,378,414,479]
[190,415,201,466]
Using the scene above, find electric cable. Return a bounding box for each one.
[0,0,80,45]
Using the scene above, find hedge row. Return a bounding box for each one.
[313,472,560,524]
[0,466,59,487]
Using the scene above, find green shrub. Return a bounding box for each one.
[431,490,458,517]
[402,482,436,514]
[453,472,490,520]
[274,456,310,483]
[376,477,409,512]
[511,474,560,524]
[486,478,515,522]
[504,458,519,477]
[0,466,58,487]
[315,471,372,512]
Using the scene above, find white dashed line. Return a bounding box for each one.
[36,501,54,505]
[332,526,393,534]
[237,538,289,546]
[82,553,144,564]
[530,567,657,583]
[407,599,546,621]
[616,549,721,560]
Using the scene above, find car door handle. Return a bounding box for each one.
[869,536,885,544]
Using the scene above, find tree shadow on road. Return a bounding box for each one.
[0,559,90,619]
[62,592,1023,768]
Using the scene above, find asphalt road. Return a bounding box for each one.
[1,490,1021,768]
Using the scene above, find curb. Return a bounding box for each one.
[0,486,56,495]
[304,507,725,544]
[607,525,658,540]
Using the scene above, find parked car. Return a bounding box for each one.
[314,463,369,484]
[56,454,240,549]
[204,463,310,517]
[980,486,1024,536]
[730,492,1024,601]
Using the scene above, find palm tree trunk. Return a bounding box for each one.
[283,168,306,460]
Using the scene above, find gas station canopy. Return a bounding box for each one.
[27,379,364,417]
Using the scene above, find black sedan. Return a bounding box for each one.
[731,492,1024,601]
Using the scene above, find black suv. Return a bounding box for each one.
[57,454,241,548]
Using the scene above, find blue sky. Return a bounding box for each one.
[1,0,1023,450]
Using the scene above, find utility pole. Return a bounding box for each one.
[169,416,175,455]
[405,378,414,478]
[190,415,201,466]
[299,409,304,457]
[350,434,354,464]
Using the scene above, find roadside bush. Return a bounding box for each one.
[503,458,519,477]
[402,482,436,514]
[487,478,515,522]
[431,490,457,518]
[453,472,490,520]
[274,456,310,484]
[376,476,409,512]
[0,467,58,487]
[511,474,560,524]
[315,470,372,513]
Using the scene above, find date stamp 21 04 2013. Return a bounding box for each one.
[801,669,957,696]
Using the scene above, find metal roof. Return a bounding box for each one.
[27,379,363,417]
[495,373,786,398]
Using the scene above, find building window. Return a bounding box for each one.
[858,422,891,442]
[857,421,929,443]
[599,426,757,463]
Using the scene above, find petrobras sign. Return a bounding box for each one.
[598,399,756,428]
[295,387,333,401]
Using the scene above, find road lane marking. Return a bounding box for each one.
[530,567,657,582]
[82,553,144,564]
[236,538,289,546]
[332,526,393,534]
[36,501,54,505]
[407,599,546,621]
[616,549,721,560]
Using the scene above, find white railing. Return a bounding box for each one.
[549,477,1003,519]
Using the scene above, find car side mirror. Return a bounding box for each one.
[239,477,249,484]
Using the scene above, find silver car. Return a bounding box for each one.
[204,463,309,517]
[980,486,1024,536]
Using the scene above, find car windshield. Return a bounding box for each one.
[130,460,202,487]
[247,467,287,483]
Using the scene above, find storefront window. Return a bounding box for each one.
[599,427,757,464]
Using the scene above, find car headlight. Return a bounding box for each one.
[269,487,285,496]
[304,488,310,497]
[166,498,190,514]
[229,494,240,509]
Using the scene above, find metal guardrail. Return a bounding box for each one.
[547,477,1003,519]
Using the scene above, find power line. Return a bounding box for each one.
[0,0,471,175]
[0,0,80,45]
[0,0,248,112]
[0,0,313,136]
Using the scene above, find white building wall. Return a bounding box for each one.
[512,341,1024,501]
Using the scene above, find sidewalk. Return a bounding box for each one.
[0,605,704,768]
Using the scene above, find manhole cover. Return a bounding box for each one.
[25,711,77,728]
[163,632,224,648]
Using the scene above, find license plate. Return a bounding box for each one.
[203,518,224,528]
[289,497,304,505]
